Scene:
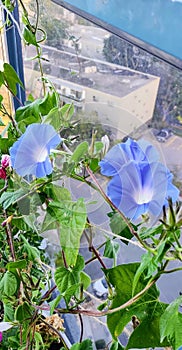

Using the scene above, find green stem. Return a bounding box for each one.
[35,278,157,317]
[85,239,107,265]
[84,230,107,269]
[3,209,16,261]
[159,266,182,274]
[172,229,181,249]
[18,0,29,18]
[1,103,21,134]
[11,174,61,206]
[4,82,23,107]
[86,166,149,250]
[86,217,93,247]
[78,313,84,343]
[39,285,57,305]
[85,255,97,265]
[71,169,154,254]
[62,249,68,269]
[71,172,99,191]
[34,0,39,33]
[36,47,46,96]
[0,181,8,194]
[18,0,46,96]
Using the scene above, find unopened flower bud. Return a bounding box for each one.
[0,167,7,179]
[1,154,10,168]
[101,135,110,156]
[1,215,13,227]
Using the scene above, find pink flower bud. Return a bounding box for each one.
[1,154,10,168]
[0,167,7,179]
[0,332,2,342]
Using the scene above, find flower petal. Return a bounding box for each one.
[100,137,179,221]
[1,154,10,168]
[99,138,159,177]
[35,158,53,178]
[107,160,179,221]
[137,139,159,163]
[10,123,61,178]
[107,162,146,220]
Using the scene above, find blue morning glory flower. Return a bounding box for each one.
[99,139,179,220]
[99,138,159,177]
[10,123,61,178]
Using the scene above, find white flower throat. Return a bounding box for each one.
[135,186,153,205]
[35,147,48,162]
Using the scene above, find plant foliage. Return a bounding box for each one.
[0,1,181,350]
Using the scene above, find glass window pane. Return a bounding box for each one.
[24,1,182,182]
[22,1,182,345]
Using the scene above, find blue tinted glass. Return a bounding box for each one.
[60,0,182,64]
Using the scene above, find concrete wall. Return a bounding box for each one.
[24,67,160,139]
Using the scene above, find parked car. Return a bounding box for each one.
[95,339,107,349]
[92,277,108,299]
[156,128,173,142]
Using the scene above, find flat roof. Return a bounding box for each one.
[38,45,157,98]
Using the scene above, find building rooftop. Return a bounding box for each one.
[25,44,157,99]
